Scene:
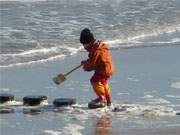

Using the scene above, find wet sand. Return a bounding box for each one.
[114,126,180,135]
[1,45,180,135]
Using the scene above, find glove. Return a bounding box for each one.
[81,60,87,65]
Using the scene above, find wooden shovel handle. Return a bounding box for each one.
[64,64,82,77]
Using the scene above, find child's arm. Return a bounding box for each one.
[81,59,94,71]
[81,52,99,71]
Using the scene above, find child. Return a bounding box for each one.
[80,28,115,106]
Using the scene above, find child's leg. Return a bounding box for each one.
[104,83,112,105]
[91,82,106,101]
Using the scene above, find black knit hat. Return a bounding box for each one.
[80,28,94,44]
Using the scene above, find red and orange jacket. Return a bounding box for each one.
[82,40,115,83]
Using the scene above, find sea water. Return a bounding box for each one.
[0,0,180,135]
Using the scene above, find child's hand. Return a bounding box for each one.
[81,60,86,65]
[81,60,88,71]
[81,60,93,71]
[81,61,86,71]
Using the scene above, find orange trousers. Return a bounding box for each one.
[91,81,112,104]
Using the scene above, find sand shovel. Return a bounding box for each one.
[53,64,82,85]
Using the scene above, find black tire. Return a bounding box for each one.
[23,95,47,106]
[88,101,106,109]
[0,93,14,103]
[53,98,76,107]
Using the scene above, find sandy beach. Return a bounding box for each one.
[1,45,180,135]
[114,126,180,135]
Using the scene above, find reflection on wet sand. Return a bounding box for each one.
[94,115,112,135]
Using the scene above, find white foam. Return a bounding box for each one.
[145,97,171,104]
[171,38,180,43]
[45,86,57,92]
[0,46,82,68]
[1,27,179,69]
[142,107,176,117]
[2,45,78,57]
[166,95,180,99]
[143,95,154,99]
[106,27,180,49]
[117,92,130,96]
[0,54,66,68]
[40,100,49,106]
[149,37,180,45]
[61,124,84,135]
[114,103,176,117]
[143,94,171,104]
[0,100,23,106]
[44,130,62,135]
[0,88,10,92]
[43,123,84,135]
[171,82,180,89]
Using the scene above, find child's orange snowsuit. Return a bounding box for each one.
[82,40,115,105]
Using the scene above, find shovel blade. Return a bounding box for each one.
[53,74,67,85]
